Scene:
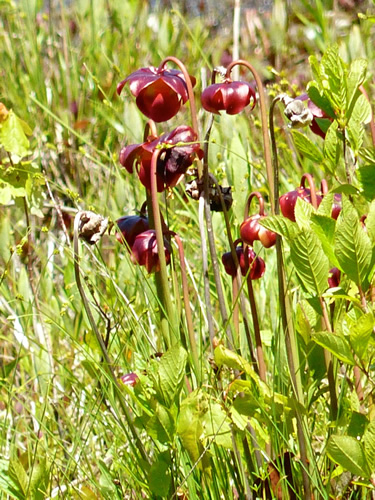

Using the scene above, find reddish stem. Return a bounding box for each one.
[300,173,318,209]
[159,56,199,136]
[244,191,265,220]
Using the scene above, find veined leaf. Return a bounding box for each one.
[310,214,339,268]
[148,456,171,497]
[259,215,298,240]
[324,121,341,175]
[363,420,375,471]
[156,344,187,408]
[294,196,314,230]
[327,435,370,478]
[0,110,30,160]
[347,312,374,360]
[346,58,367,118]
[312,332,355,365]
[349,93,372,125]
[321,45,347,114]
[365,200,375,243]
[359,147,375,164]
[307,80,335,119]
[291,130,323,162]
[290,230,329,296]
[358,165,375,201]
[347,118,364,155]
[334,197,372,289]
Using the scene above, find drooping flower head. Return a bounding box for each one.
[131,229,171,273]
[119,125,203,192]
[221,244,265,279]
[201,79,256,115]
[117,66,196,122]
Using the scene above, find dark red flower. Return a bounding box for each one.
[328,267,341,288]
[240,214,277,248]
[296,94,333,138]
[119,125,202,192]
[115,214,150,248]
[279,187,322,222]
[131,229,171,273]
[201,80,256,115]
[117,67,196,122]
[222,245,265,279]
[121,372,139,387]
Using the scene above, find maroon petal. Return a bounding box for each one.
[221,82,256,115]
[119,143,143,173]
[136,81,182,122]
[117,67,159,96]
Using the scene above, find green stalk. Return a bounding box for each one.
[73,213,150,466]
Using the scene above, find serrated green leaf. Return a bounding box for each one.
[320,45,347,114]
[358,165,375,201]
[146,403,175,444]
[365,201,375,243]
[347,118,364,154]
[291,130,323,162]
[324,121,341,174]
[327,435,370,478]
[294,196,314,230]
[259,215,298,240]
[363,420,375,471]
[290,230,329,295]
[156,344,187,408]
[349,93,372,125]
[307,80,335,118]
[201,401,232,449]
[0,111,30,159]
[359,147,375,164]
[334,197,372,289]
[312,332,355,365]
[214,345,254,376]
[348,312,374,360]
[346,58,367,118]
[310,214,339,268]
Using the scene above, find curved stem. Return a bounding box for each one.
[159,56,199,136]
[244,191,265,219]
[226,59,274,212]
[143,119,157,141]
[73,213,150,465]
[300,173,318,209]
[174,233,200,380]
[150,148,176,344]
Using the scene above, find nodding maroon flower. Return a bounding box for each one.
[222,245,265,279]
[240,214,277,248]
[120,125,203,192]
[201,80,256,115]
[115,214,150,248]
[131,229,171,273]
[280,187,322,221]
[328,267,341,288]
[295,94,333,138]
[121,372,139,387]
[117,66,196,122]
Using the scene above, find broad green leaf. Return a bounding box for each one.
[310,214,339,268]
[0,111,30,160]
[177,390,211,471]
[201,401,232,449]
[320,45,346,114]
[157,344,187,408]
[349,93,372,126]
[346,58,367,118]
[327,435,370,478]
[363,420,375,471]
[290,230,329,296]
[98,460,122,499]
[8,459,28,497]
[291,130,323,162]
[334,197,372,289]
[259,215,298,240]
[214,344,254,376]
[331,183,358,195]
[29,459,49,500]
[359,147,375,164]
[347,118,364,154]
[148,457,171,497]
[347,411,368,438]
[146,403,176,444]
[294,196,314,230]
[347,312,374,360]
[312,332,355,365]
[307,80,335,118]
[358,165,375,201]
[324,121,341,174]
[0,459,23,499]
[365,200,375,243]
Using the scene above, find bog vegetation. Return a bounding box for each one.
[1,0,375,498]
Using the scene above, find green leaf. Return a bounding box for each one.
[334,197,372,289]
[259,215,298,240]
[310,214,339,268]
[291,130,323,162]
[359,147,375,164]
[365,200,375,243]
[0,459,23,499]
[320,45,346,114]
[347,118,364,154]
[29,459,49,500]
[201,401,232,449]
[324,121,341,174]
[290,230,329,296]
[363,420,375,471]
[346,58,367,118]
[156,344,187,408]
[146,403,176,444]
[0,111,30,160]
[312,332,355,365]
[214,344,253,375]
[177,390,211,471]
[8,458,28,497]
[327,435,370,478]
[358,165,375,201]
[294,196,314,230]
[148,457,171,497]
[349,93,372,125]
[347,312,374,360]
[307,80,335,118]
